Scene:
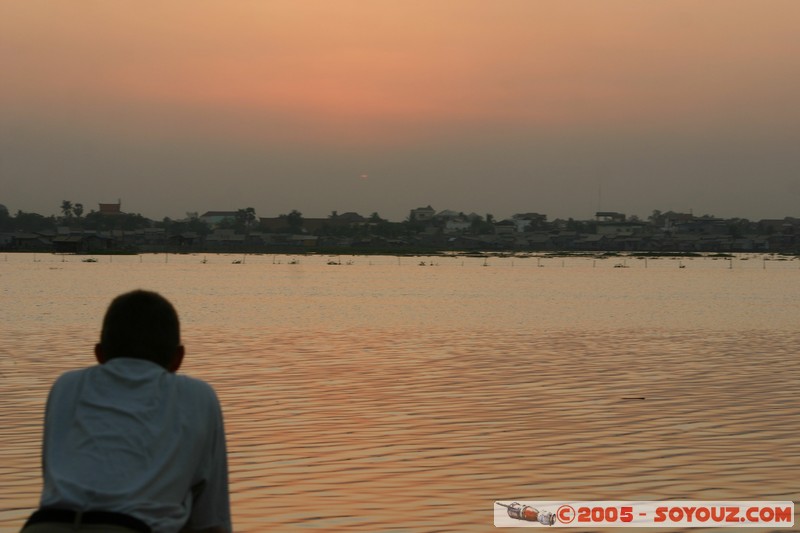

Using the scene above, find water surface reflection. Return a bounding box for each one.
[1,255,798,531]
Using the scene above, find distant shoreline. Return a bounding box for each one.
[13,249,798,259]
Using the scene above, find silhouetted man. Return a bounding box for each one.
[21,290,232,533]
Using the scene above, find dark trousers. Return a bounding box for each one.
[21,508,151,533]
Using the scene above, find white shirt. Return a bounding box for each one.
[39,358,231,533]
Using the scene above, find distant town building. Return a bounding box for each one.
[512,212,548,232]
[595,211,626,222]
[409,206,435,222]
[594,211,647,236]
[331,211,366,223]
[98,200,122,215]
[200,211,238,227]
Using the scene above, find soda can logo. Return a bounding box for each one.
[496,502,556,526]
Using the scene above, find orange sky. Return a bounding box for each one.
[4,1,797,145]
[1,1,799,219]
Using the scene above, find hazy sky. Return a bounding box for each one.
[2,1,799,222]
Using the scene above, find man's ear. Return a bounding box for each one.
[94,344,108,364]
[168,345,185,373]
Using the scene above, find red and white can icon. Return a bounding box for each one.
[496,502,556,525]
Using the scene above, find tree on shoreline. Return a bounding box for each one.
[234,207,257,235]
[286,210,303,233]
[60,200,73,220]
[14,210,55,232]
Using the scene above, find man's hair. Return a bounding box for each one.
[100,290,181,368]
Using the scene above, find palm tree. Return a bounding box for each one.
[60,200,73,219]
[73,203,84,218]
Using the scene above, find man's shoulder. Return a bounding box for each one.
[52,362,219,399]
[174,373,220,398]
[51,366,93,387]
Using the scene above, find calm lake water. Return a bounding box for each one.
[1,252,798,532]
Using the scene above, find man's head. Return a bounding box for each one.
[95,290,184,371]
